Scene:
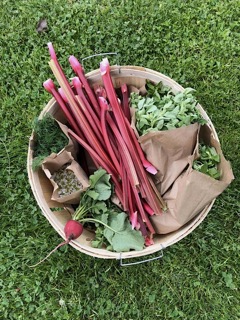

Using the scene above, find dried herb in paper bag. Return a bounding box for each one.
[42,150,89,204]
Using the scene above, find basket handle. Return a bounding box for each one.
[118,247,164,266]
[81,52,120,70]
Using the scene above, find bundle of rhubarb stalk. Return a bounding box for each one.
[30,43,234,255]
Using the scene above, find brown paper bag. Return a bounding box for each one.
[42,150,90,204]
[138,123,200,195]
[150,125,234,234]
[56,120,79,159]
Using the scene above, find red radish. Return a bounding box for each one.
[64,220,83,241]
[29,220,83,268]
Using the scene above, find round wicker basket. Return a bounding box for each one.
[27,66,218,260]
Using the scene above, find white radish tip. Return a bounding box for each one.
[69,56,81,72]
[47,42,57,60]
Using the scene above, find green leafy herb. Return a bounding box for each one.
[193,144,221,179]
[32,114,68,170]
[73,169,145,252]
[130,81,206,135]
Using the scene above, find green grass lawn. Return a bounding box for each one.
[0,0,239,319]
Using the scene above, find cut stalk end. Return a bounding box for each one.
[47,42,57,60]
[43,78,55,93]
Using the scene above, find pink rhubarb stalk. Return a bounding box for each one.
[49,59,118,180]
[58,87,68,104]
[130,211,140,230]
[68,129,123,203]
[119,154,128,211]
[124,117,158,175]
[102,104,139,187]
[94,85,107,99]
[98,97,121,176]
[130,184,156,234]
[72,77,104,143]
[100,58,164,214]
[43,79,83,139]
[69,55,100,115]
[121,84,131,122]
[145,236,154,246]
[142,201,155,216]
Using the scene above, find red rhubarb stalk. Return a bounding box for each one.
[43,79,83,139]
[130,184,156,234]
[69,55,100,115]
[98,97,121,176]
[119,154,128,212]
[124,117,158,175]
[68,129,123,203]
[121,84,131,122]
[142,201,155,216]
[49,59,118,179]
[94,85,107,99]
[100,58,165,213]
[72,77,104,143]
[72,77,99,121]
[102,105,139,187]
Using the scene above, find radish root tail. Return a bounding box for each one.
[28,240,69,268]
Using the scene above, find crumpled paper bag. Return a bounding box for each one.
[138,123,200,195]
[42,150,89,204]
[56,120,79,159]
[150,125,234,234]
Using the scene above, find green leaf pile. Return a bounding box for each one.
[193,144,221,179]
[74,169,145,252]
[130,81,206,135]
[32,114,68,170]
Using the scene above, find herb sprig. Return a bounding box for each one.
[193,144,221,179]
[130,81,206,135]
[32,114,68,170]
